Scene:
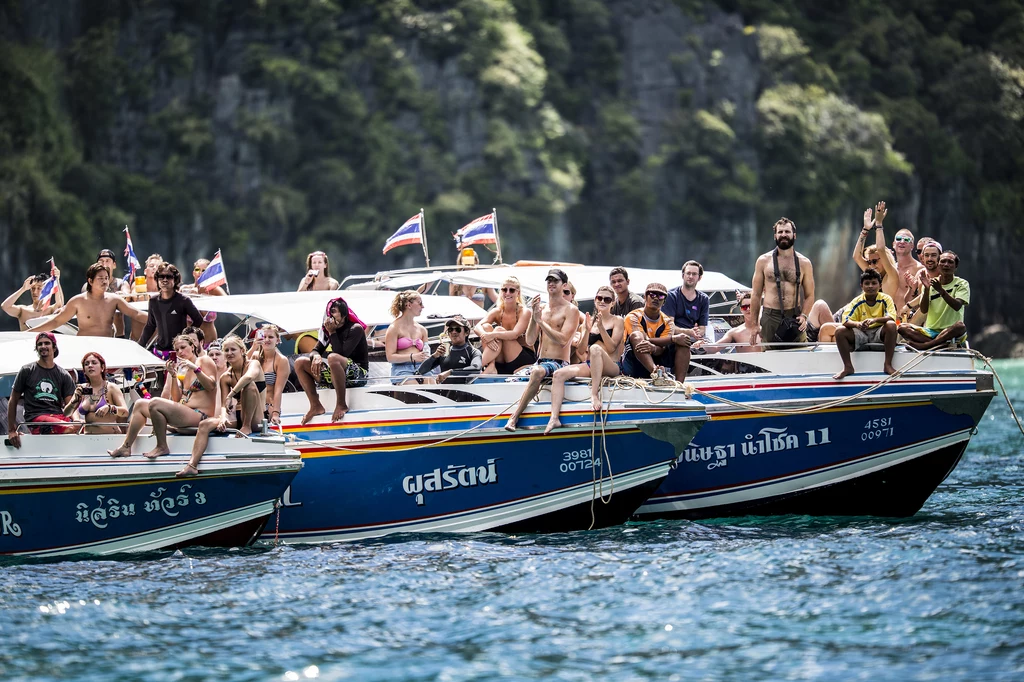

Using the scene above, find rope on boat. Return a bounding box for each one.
[961,349,1024,438]
[282,398,521,454]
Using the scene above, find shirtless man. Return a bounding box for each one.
[713,292,760,352]
[862,202,923,313]
[33,263,146,337]
[504,269,578,432]
[749,218,815,347]
[2,271,64,330]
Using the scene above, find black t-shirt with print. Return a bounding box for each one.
[12,362,76,421]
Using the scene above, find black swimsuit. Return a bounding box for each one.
[588,328,616,346]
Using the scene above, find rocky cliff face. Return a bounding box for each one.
[1,0,1018,339]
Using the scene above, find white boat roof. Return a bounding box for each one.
[366,264,750,300]
[0,332,163,375]
[130,290,488,333]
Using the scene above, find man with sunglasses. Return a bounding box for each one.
[416,316,482,383]
[620,283,676,379]
[857,201,924,314]
[137,263,205,361]
[504,269,579,431]
[34,262,147,338]
[898,251,969,350]
[715,292,760,352]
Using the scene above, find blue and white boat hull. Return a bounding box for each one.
[0,434,301,558]
[272,384,708,542]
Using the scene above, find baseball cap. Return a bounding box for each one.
[644,282,668,295]
[97,248,116,260]
[545,268,568,283]
[35,331,59,357]
[445,315,470,332]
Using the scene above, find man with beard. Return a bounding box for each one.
[901,240,942,323]
[898,250,969,350]
[749,217,815,347]
[6,332,77,446]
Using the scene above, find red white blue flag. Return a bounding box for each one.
[196,249,228,289]
[454,214,497,248]
[123,226,142,280]
[383,214,423,254]
[38,258,58,305]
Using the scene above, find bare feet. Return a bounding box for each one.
[544,417,561,435]
[832,367,854,381]
[175,463,198,478]
[143,445,170,459]
[883,363,896,375]
[504,417,518,432]
[591,396,602,412]
[107,445,131,458]
[301,402,325,425]
[331,405,348,422]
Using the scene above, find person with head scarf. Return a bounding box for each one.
[293,297,369,424]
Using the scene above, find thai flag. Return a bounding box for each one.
[38,258,57,305]
[124,227,142,280]
[196,249,228,289]
[454,213,496,248]
[383,214,423,254]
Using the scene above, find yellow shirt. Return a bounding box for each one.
[843,292,896,328]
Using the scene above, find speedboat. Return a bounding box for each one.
[402,263,997,519]
[186,290,709,541]
[0,334,301,557]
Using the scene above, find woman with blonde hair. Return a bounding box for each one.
[298,251,340,291]
[248,325,291,424]
[66,352,128,434]
[475,276,536,374]
[544,286,624,433]
[107,334,218,459]
[385,291,434,385]
[176,335,267,477]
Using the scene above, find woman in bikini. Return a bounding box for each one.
[545,285,625,433]
[385,291,434,385]
[107,334,218,459]
[248,325,290,424]
[175,335,266,478]
[66,352,128,434]
[475,276,536,374]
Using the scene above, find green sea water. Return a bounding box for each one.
[1,362,1022,681]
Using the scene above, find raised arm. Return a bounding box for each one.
[2,278,32,321]
[32,298,80,332]
[853,208,872,271]
[50,268,65,312]
[114,296,147,324]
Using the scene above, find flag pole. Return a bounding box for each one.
[491,207,503,264]
[420,208,430,267]
[218,249,231,295]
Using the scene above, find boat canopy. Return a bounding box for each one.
[131,290,488,334]
[0,332,163,376]
[365,265,750,301]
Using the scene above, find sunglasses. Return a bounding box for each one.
[501,287,518,293]
[595,295,614,304]
[646,292,666,300]
[563,289,572,296]
[866,258,880,265]
[894,235,913,243]
[157,274,174,280]
[446,326,465,334]
[740,304,751,311]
